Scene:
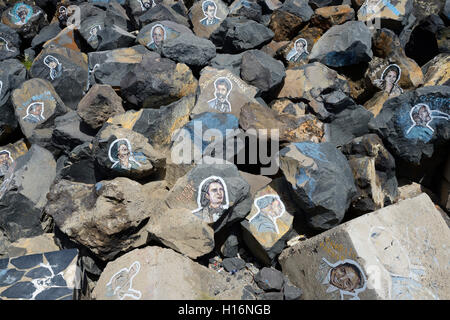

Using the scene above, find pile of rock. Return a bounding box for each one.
[0,0,448,300]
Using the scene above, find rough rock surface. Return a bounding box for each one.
[279,194,450,300]
[92,246,247,300]
[279,142,357,230]
[45,178,168,261]
[0,0,448,301]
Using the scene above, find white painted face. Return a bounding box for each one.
[152,26,164,46]
[295,40,306,54]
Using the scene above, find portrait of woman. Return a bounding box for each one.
[373,64,403,97]
[286,38,309,63]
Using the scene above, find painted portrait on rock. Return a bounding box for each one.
[191,176,229,224]
[316,257,367,300]
[249,195,286,234]
[43,55,63,81]
[138,22,184,52]
[147,24,166,51]
[405,103,449,140]
[108,138,142,171]
[373,64,403,97]
[105,261,142,300]
[0,150,13,177]
[87,25,102,45]
[207,77,233,113]
[58,6,68,23]
[286,38,309,63]
[396,96,450,143]
[200,0,221,26]
[22,102,45,124]
[368,226,439,299]
[8,3,39,26]
[138,0,155,11]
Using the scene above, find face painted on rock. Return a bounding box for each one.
[415,105,432,126]
[330,264,361,293]
[48,61,58,69]
[152,26,164,46]
[385,70,398,86]
[216,84,228,102]
[206,5,216,19]
[260,198,283,219]
[295,41,305,54]
[118,143,130,163]
[30,104,43,116]
[0,153,10,166]
[206,181,224,209]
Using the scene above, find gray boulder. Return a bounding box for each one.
[268,0,314,41]
[30,46,89,110]
[120,53,198,109]
[210,16,274,53]
[139,3,190,27]
[51,111,95,155]
[45,178,168,261]
[324,105,374,147]
[87,45,150,88]
[240,49,285,96]
[279,142,357,230]
[0,59,27,142]
[0,145,56,242]
[145,206,215,259]
[309,21,373,67]
[222,257,246,272]
[55,142,97,184]
[209,53,243,76]
[30,23,61,49]
[96,25,137,51]
[161,33,217,67]
[0,23,20,61]
[369,86,450,166]
[77,84,125,131]
[283,283,302,300]
[254,267,285,291]
[341,134,399,215]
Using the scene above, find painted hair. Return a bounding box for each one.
[202,0,217,12]
[337,262,364,290]
[151,24,166,38]
[256,195,277,210]
[27,102,43,113]
[199,178,225,207]
[108,138,133,163]
[214,77,232,92]
[381,64,401,83]
[295,38,307,48]
[44,55,59,67]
